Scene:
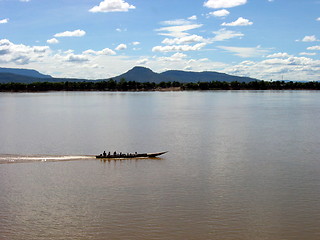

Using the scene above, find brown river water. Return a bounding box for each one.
[0,91,320,240]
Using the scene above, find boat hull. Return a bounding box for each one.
[96,151,167,159]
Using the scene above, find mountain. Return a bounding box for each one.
[0,67,52,79]
[0,72,90,84]
[0,66,260,84]
[112,66,174,83]
[112,66,259,83]
[160,70,258,83]
[0,72,42,83]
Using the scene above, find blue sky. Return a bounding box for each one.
[0,0,320,81]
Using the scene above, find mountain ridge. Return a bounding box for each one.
[0,66,260,83]
[0,67,52,79]
[112,66,259,83]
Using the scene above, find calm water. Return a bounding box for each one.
[0,91,320,240]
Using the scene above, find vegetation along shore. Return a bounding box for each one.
[1,79,320,92]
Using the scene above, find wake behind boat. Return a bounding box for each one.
[96,151,168,159]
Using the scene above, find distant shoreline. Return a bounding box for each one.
[1,80,320,92]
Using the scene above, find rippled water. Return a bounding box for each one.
[1,91,320,240]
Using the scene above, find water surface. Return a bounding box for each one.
[1,91,320,240]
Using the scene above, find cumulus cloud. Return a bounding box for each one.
[115,43,127,50]
[212,28,244,41]
[0,18,9,24]
[66,53,89,62]
[89,0,135,13]
[266,52,292,58]
[84,48,116,55]
[157,52,188,62]
[54,29,86,37]
[152,43,206,52]
[222,17,253,26]
[300,52,316,56]
[157,52,187,62]
[161,19,192,26]
[136,58,148,65]
[307,45,320,50]
[218,45,269,58]
[0,39,50,65]
[301,35,319,42]
[47,38,59,44]
[162,34,206,45]
[317,17,320,21]
[188,15,197,20]
[156,24,203,38]
[204,0,247,9]
[116,28,127,32]
[224,55,320,81]
[208,9,230,17]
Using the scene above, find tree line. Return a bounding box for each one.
[1,78,320,91]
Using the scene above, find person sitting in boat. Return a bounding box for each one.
[103,151,106,157]
[108,152,111,156]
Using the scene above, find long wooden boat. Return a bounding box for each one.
[96,151,168,159]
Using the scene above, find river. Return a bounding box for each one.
[0,91,320,240]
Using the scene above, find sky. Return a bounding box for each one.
[0,0,320,81]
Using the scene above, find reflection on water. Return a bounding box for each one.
[1,91,320,240]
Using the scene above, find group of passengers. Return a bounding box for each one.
[102,151,137,157]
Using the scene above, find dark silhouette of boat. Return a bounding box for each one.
[96,151,168,159]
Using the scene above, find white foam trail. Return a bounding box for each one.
[0,155,95,164]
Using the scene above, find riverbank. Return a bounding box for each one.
[1,80,320,92]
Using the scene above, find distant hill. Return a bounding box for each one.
[112,66,174,83]
[0,72,40,83]
[112,66,259,83]
[0,72,90,84]
[0,66,260,84]
[160,69,258,83]
[0,67,52,79]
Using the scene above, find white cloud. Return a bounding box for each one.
[222,17,253,26]
[136,58,148,65]
[224,56,320,81]
[84,48,116,55]
[156,24,203,38]
[301,35,319,42]
[209,9,230,17]
[54,29,86,37]
[162,35,206,45]
[307,45,320,50]
[132,41,140,45]
[188,15,197,20]
[158,52,188,62]
[116,28,127,32]
[20,0,30,2]
[218,45,269,58]
[299,52,316,56]
[212,28,244,41]
[160,19,191,26]
[0,39,50,65]
[47,38,59,44]
[66,54,89,62]
[317,17,320,21]
[152,43,206,52]
[0,18,9,24]
[204,0,247,9]
[115,43,127,50]
[89,0,135,13]
[266,52,292,58]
